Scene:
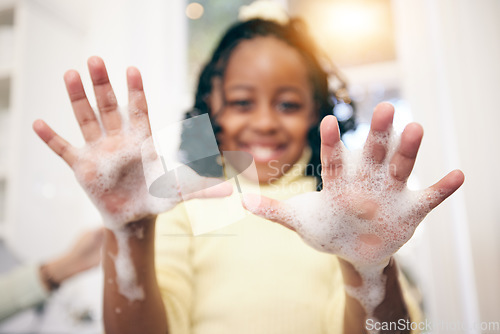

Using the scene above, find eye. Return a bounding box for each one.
[277,101,303,113]
[227,99,253,112]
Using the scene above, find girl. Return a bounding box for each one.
[33,14,463,334]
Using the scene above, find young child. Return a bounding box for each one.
[33,13,464,334]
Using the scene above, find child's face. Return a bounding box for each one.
[210,36,316,183]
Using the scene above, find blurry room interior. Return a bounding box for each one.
[0,0,498,332]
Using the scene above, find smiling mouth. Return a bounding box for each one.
[240,144,287,162]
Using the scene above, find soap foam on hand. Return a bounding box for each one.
[245,127,441,321]
[72,106,231,301]
[70,107,177,302]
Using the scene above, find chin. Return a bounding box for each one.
[257,164,285,184]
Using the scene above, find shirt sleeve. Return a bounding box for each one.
[323,258,424,334]
[155,203,194,334]
[0,263,49,321]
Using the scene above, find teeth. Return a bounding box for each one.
[249,146,276,160]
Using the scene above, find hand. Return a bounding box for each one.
[243,102,464,267]
[33,57,231,228]
[40,227,104,291]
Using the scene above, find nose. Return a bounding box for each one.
[250,102,280,134]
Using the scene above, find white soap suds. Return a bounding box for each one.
[72,106,231,301]
[343,261,388,319]
[134,225,144,239]
[252,127,441,324]
[108,228,145,302]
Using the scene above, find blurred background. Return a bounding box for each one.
[0,0,498,332]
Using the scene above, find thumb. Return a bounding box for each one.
[242,194,298,231]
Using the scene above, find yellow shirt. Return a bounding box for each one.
[155,152,422,334]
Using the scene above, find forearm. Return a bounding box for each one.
[339,257,410,334]
[103,217,168,334]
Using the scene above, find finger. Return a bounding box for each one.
[87,56,121,134]
[363,102,395,163]
[33,119,77,166]
[320,115,344,182]
[423,170,465,211]
[64,70,102,142]
[242,194,297,231]
[389,123,423,182]
[127,67,151,135]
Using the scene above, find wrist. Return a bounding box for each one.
[108,215,157,234]
[338,257,392,287]
[39,257,72,292]
[103,215,157,259]
[126,215,157,234]
[373,259,410,326]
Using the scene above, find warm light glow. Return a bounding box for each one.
[322,3,385,43]
[186,2,204,20]
[300,0,396,66]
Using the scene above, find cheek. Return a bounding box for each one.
[283,116,313,146]
[215,114,246,149]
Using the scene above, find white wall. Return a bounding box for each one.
[393,0,500,331]
[6,0,94,261]
[84,0,189,131]
[2,2,188,331]
[6,0,188,262]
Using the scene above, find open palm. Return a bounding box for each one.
[243,103,464,267]
[33,57,231,228]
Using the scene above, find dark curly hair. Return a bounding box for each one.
[184,18,356,188]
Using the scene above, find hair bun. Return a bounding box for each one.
[238,0,289,25]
